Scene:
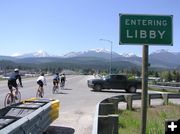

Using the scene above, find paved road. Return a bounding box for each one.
[0,75,179,134]
[45,75,133,134]
[0,75,131,134]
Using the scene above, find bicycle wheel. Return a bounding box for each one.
[36,89,41,98]
[4,93,12,107]
[52,86,56,94]
[14,91,21,103]
[53,85,59,94]
[56,85,59,93]
[60,82,65,90]
[36,87,44,98]
[41,88,44,97]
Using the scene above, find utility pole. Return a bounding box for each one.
[99,39,113,74]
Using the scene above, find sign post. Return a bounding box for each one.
[119,14,173,134]
[141,45,148,134]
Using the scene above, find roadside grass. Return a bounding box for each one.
[118,104,180,134]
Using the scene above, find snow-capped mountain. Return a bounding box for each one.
[63,48,125,59]
[11,52,23,57]
[11,48,139,59]
[119,52,137,57]
[63,51,84,58]
[33,50,49,57]
[4,48,180,68]
[12,50,50,58]
[89,48,110,53]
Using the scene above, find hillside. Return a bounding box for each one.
[0,49,180,70]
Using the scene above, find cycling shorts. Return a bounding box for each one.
[61,77,65,82]
[8,80,17,90]
[53,79,59,85]
[37,80,43,87]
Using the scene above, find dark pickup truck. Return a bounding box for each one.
[87,74,141,93]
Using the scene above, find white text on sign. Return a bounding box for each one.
[126,30,165,39]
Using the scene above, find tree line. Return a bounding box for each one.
[1,60,180,82]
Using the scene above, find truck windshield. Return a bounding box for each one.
[103,75,110,80]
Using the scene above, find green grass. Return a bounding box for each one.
[118,104,180,134]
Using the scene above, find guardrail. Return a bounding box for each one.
[0,98,60,134]
[149,84,180,92]
[92,93,180,134]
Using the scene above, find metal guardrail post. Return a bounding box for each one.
[125,95,132,110]
[162,94,168,105]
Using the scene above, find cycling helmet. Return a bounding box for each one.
[56,72,59,75]
[14,68,19,72]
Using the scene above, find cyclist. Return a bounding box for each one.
[7,68,23,100]
[60,73,66,88]
[53,72,60,87]
[37,72,47,97]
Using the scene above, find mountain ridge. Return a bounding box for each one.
[10,49,138,58]
[1,49,180,69]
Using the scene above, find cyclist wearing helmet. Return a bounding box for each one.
[37,72,47,97]
[60,73,66,88]
[37,72,47,88]
[8,68,23,98]
[53,73,60,87]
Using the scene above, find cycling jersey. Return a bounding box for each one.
[8,72,22,89]
[61,76,65,82]
[37,76,47,85]
[53,74,60,81]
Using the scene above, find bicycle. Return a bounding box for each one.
[52,84,59,94]
[60,81,65,90]
[4,87,21,107]
[36,85,44,98]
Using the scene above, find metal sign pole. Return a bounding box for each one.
[141,45,149,134]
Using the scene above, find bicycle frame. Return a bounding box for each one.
[36,86,44,98]
[60,81,65,90]
[4,87,21,107]
[53,84,59,94]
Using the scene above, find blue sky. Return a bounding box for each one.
[0,0,179,56]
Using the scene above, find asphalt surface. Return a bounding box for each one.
[0,75,131,134]
[0,75,179,134]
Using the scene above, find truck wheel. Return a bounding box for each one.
[94,84,102,91]
[127,86,137,93]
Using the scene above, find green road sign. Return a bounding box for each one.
[119,14,173,45]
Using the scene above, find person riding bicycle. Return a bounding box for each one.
[8,68,23,99]
[37,72,47,97]
[60,73,66,87]
[53,72,60,87]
